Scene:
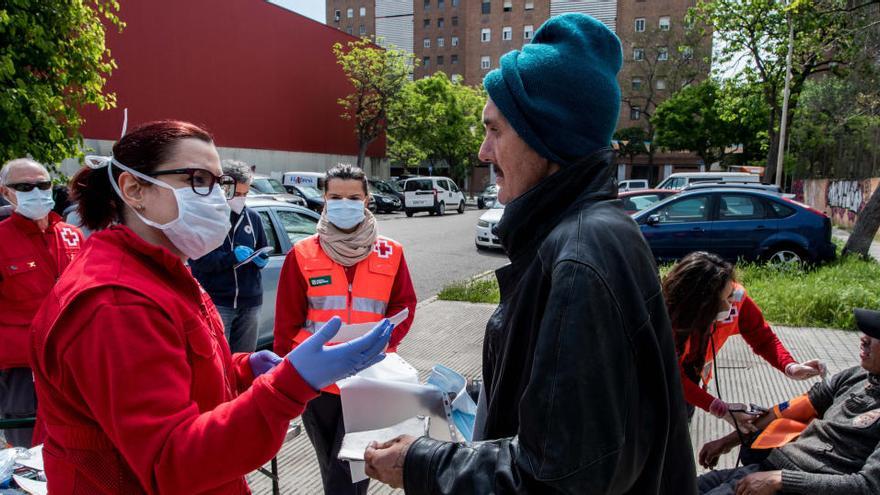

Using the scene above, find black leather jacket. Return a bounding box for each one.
[403,151,697,494]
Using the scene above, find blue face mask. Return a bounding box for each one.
[326,199,365,229]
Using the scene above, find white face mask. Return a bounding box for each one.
[103,157,231,260]
[716,308,732,322]
[14,188,55,220]
[326,199,365,229]
[228,196,246,214]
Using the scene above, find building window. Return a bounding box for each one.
[635,18,646,32]
[482,0,491,15]
[525,1,534,10]
[524,25,534,39]
[424,38,431,48]
[504,0,512,12]
[658,46,669,61]
[502,26,512,41]
[438,18,445,28]
[451,36,459,46]
[682,46,694,60]
[423,56,431,68]
[631,78,642,90]
[438,37,445,47]
[452,0,460,6]
[633,48,644,61]
[451,74,462,82]
[656,79,667,90]
[438,55,445,65]
[451,54,459,64]
[360,7,367,17]
[423,18,430,27]
[630,106,641,120]
[659,16,671,31]
[334,10,341,22]
[359,24,366,35]
[481,56,491,69]
[452,16,459,26]
[347,8,354,18]
[438,0,445,9]
[481,28,491,42]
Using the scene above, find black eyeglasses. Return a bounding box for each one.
[144,168,237,200]
[6,181,52,192]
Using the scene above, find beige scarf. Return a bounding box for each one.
[317,210,378,267]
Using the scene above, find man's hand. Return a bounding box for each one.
[735,470,782,495]
[364,435,417,489]
[699,437,735,469]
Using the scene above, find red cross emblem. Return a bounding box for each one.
[60,227,79,248]
[373,240,393,259]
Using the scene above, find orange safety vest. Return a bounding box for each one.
[681,283,747,388]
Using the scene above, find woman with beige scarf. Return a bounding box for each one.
[274,164,417,495]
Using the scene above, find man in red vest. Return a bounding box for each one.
[275,164,417,495]
[0,158,84,447]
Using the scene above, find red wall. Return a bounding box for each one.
[80,0,385,157]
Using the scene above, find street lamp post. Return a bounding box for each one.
[775,5,795,188]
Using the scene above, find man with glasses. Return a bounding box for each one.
[190,160,269,353]
[0,158,84,447]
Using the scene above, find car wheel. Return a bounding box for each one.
[405,209,414,217]
[458,201,465,214]
[767,246,805,265]
[437,202,446,216]
[478,200,485,209]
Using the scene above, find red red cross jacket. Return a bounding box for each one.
[29,225,318,494]
[0,212,83,368]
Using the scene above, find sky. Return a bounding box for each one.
[268,0,325,23]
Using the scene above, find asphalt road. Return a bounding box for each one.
[375,207,508,300]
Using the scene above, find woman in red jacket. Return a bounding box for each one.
[28,120,392,495]
[662,252,826,432]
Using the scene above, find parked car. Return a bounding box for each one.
[369,178,405,207]
[403,176,466,217]
[477,184,499,209]
[656,172,760,190]
[285,183,325,213]
[245,198,321,350]
[632,187,836,264]
[475,202,504,250]
[683,181,796,198]
[617,179,649,192]
[249,174,307,207]
[369,184,402,213]
[618,189,678,215]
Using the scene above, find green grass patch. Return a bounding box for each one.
[442,254,880,330]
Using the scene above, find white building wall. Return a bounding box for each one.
[550,0,617,32]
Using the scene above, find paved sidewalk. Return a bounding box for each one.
[832,227,880,261]
[246,300,862,494]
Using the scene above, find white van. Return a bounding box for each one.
[282,172,326,191]
[402,177,466,217]
[618,179,649,192]
[656,172,760,190]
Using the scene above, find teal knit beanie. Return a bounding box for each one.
[483,13,623,167]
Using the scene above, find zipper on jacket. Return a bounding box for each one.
[347,282,353,323]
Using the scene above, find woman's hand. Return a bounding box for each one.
[785,360,826,380]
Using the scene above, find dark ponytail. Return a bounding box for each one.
[71,120,213,230]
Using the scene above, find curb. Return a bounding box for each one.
[417,268,498,308]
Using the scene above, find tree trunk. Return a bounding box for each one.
[357,141,369,170]
[843,185,880,259]
[765,131,780,182]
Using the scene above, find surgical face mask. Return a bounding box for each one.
[13,188,55,220]
[228,197,246,214]
[105,158,231,260]
[326,199,365,229]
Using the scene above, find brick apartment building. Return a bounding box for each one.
[325,0,711,184]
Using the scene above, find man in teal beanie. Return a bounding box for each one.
[365,14,697,494]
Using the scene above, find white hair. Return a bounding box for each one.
[221,159,254,185]
[0,158,49,185]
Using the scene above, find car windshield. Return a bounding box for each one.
[484,185,498,194]
[297,185,323,199]
[629,194,662,210]
[252,178,287,194]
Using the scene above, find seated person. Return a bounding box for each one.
[697,307,880,495]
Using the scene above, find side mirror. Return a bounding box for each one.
[646,214,661,226]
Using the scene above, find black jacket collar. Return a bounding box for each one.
[495,149,617,260]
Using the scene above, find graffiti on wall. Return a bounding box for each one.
[826,180,869,224]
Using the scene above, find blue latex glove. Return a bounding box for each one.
[249,350,283,377]
[253,253,269,269]
[287,316,393,390]
[234,245,254,263]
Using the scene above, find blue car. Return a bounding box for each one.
[632,187,836,264]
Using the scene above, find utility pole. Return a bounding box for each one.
[775,6,795,188]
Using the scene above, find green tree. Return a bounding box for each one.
[691,0,877,181]
[0,1,123,171]
[387,72,485,184]
[613,127,649,167]
[333,38,414,169]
